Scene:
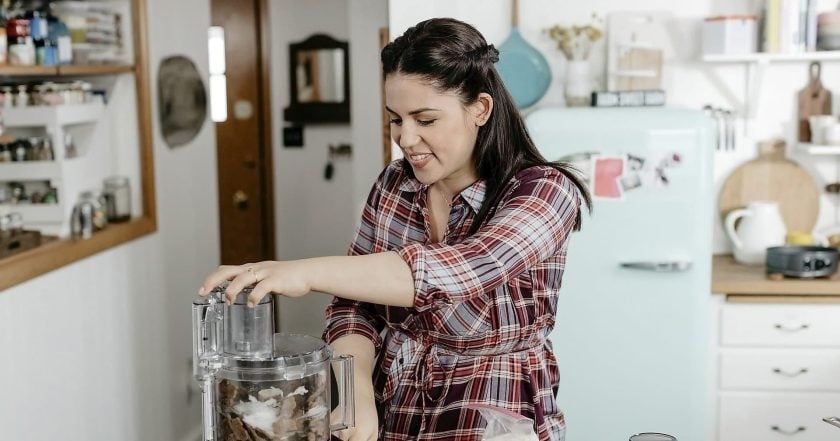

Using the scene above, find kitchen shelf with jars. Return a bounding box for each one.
[0,96,106,236]
[699,9,840,120]
[0,0,156,291]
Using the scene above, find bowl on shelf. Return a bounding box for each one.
[818,34,840,50]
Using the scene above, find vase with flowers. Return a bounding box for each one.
[545,16,603,106]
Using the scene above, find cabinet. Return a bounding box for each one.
[0,0,155,291]
[0,100,106,235]
[713,302,840,441]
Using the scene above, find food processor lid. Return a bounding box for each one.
[273,333,328,357]
[192,283,272,305]
[225,333,331,370]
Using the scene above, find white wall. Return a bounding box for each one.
[389,0,840,253]
[269,0,387,337]
[0,0,218,439]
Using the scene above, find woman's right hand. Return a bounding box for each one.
[334,388,379,441]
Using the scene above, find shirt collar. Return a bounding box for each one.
[399,175,486,213]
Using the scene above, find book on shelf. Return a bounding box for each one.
[761,0,821,54]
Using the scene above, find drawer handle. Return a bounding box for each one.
[774,323,810,332]
[824,417,840,429]
[771,426,806,436]
[772,368,809,377]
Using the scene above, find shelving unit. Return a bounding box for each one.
[0,101,106,235]
[797,142,840,155]
[0,0,157,292]
[0,64,135,77]
[702,51,840,63]
[700,50,840,121]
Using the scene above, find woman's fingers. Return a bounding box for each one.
[199,265,244,296]
[223,269,257,305]
[247,280,272,307]
[334,428,352,441]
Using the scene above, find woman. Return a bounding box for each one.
[200,17,590,441]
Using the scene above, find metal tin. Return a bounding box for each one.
[766,245,839,278]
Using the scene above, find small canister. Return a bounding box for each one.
[103,176,131,222]
[702,15,757,55]
[630,434,677,441]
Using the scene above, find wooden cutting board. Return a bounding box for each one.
[719,139,820,233]
[797,62,832,142]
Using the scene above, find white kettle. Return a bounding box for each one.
[724,201,787,265]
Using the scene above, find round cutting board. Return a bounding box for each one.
[719,140,820,233]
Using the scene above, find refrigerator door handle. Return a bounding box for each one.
[619,261,693,272]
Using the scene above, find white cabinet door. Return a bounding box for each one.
[720,349,840,391]
[719,393,840,441]
[720,304,840,347]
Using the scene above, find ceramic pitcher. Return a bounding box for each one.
[725,201,787,265]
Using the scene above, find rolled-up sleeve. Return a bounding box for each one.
[398,169,579,312]
[323,168,390,349]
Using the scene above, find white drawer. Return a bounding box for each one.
[720,349,840,391]
[719,393,840,441]
[720,304,840,347]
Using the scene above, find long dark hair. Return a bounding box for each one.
[381,18,591,233]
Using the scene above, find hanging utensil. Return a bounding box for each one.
[724,109,735,151]
[496,0,552,108]
[702,104,720,151]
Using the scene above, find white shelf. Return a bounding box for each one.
[0,161,62,181]
[797,143,840,155]
[0,100,109,236]
[700,50,840,122]
[0,203,63,223]
[702,50,840,63]
[3,101,105,128]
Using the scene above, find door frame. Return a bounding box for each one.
[257,0,276,259]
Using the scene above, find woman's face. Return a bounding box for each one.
[385,73,490,187]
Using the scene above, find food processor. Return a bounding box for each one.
[192,285,354,440]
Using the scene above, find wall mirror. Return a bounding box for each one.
[284,33,350,124]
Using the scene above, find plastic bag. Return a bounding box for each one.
[471,404,540,441]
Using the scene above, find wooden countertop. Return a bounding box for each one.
[712,254,840,296]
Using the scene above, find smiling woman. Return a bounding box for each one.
[199,17,591,441]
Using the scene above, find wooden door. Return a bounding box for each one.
[211,0,275,264]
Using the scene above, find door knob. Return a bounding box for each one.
[232,190,249,209]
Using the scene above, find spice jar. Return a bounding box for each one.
[15,84,29,107]
[103,176,131,222]
[1,86,13,108]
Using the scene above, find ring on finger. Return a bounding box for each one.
[247,266,259,285]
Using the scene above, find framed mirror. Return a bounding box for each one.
[284,34,350,124]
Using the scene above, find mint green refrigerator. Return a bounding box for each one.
[526,108,715,441]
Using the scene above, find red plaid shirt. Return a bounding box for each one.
[324,161,580,441]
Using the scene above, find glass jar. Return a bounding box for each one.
[103,176,131,222]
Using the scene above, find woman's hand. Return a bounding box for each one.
[199,260,312,306]
[333,388,379,441]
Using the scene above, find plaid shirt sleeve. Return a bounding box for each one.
[323,169,389,349]
[398,168,579,312]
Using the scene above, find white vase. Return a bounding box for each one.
[724,201,787,265]
[564,59,592,107]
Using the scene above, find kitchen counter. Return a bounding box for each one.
[712,254,840,297]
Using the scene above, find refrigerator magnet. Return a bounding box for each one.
[558,151,599,183]
[591,155,626,199]
[652,151,683,187]
[620,172,643,192]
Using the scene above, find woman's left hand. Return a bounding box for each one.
[199,260,312,306]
